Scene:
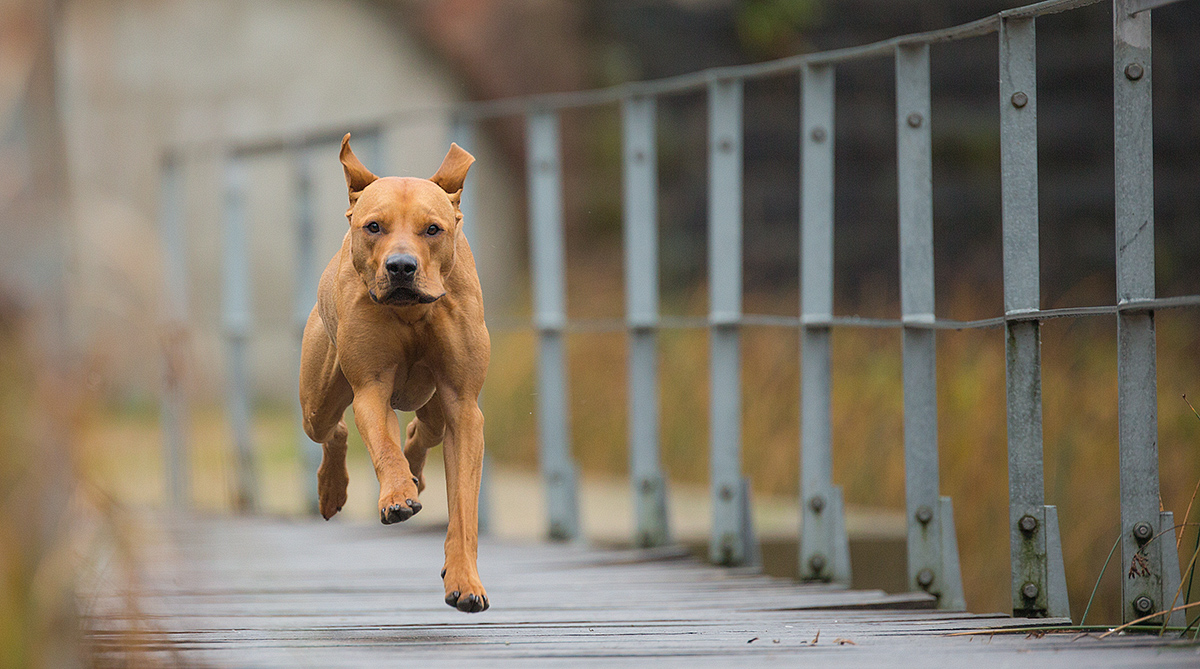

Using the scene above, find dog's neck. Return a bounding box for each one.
[382,300,440,326]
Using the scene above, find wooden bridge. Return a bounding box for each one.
[84,513,1199,667]
[127,0,1200,664]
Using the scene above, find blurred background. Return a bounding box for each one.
[2,0,1199,663]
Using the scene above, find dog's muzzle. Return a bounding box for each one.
[369,254,443,305]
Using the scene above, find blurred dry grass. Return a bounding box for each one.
[75,284,1200,627]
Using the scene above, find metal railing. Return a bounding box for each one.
[156,0,1198,624]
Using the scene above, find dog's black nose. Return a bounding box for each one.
[385,254,418,279]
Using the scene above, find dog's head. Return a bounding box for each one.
[340,134,474,307]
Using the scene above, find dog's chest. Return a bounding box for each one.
[389,361,437,411]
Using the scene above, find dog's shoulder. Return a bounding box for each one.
[316,233,356,344]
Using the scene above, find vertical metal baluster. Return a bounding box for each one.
[622,95,670,548]
[450,115,491,537]
[293,143,321,516]
[1000,15,1070,620]
[798,63,850,585]
[1114,0,1183,627]
[708,77,758,568]
[159,153,190,510]
[527,109,579,541]
[222,153,257,512]
[896,42,964,610]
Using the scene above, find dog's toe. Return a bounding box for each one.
[445,590,487,613]
[381,503,414,525]
[457,594,483,613]
[407,498,422,515]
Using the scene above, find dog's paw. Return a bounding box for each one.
[316,462,349,520]
[378,480,422,524]
[443,565,488,613]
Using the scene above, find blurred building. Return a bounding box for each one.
[55,0,521,403]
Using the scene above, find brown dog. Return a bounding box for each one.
[299,135,489,613]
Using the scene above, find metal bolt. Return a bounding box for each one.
[1133,596,1154,615]
[1011,91,1028,108]
[810,126,827,143]
[718,138,734,153]
[1018,514,1038,534]
[1132,521,1154,543]
[640,479,655,494]
[906,112,923,128]
[1021,582,1039,600]
[809,553,827,573]
[634,150,646,163]
[1125,62,1144,81]
[915,506,933,525]
[539,159,554,172]
[916,568,935,588]
[809,495,826,513]
[719,486,734,502]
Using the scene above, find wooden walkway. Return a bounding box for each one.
[84,514,1200,667]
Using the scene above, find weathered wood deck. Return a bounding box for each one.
[84,514,1200,667]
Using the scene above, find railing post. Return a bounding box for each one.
[293,144,321,516]
[707,77,759,568]
[158,153,190,510]
[1113,0,1183,627]
[222,153,257,512]
[450,115,491,537]
[527,109,580,541]
[622,95,671,548]
[798,62,850,585]
[1000,14,1070,620]
[895,42,964,610]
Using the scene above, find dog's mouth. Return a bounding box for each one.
[370,284,444,306]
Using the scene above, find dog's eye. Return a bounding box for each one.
[365,222,380,234]
[425,224,442,236]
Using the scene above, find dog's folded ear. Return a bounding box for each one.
[340,134,378,213]
[429,143,475,197]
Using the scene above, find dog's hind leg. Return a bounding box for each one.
[404,399,446,494]
[300,307,354,520]
[315,420,351,520]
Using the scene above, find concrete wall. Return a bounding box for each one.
[58,0,519,403]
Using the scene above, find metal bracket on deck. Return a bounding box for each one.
[799,484,851,586]
[1011,504,1069,618]
[711,477,760,569]
[1120,510,1187,626]
[634,474,670,548]
[1158,511,1186,626]
[936,496,966,611]
[545,466,579,542]
[909,496,966,610]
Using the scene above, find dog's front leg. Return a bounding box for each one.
[441,396,487,612]
[351,382,422,524]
